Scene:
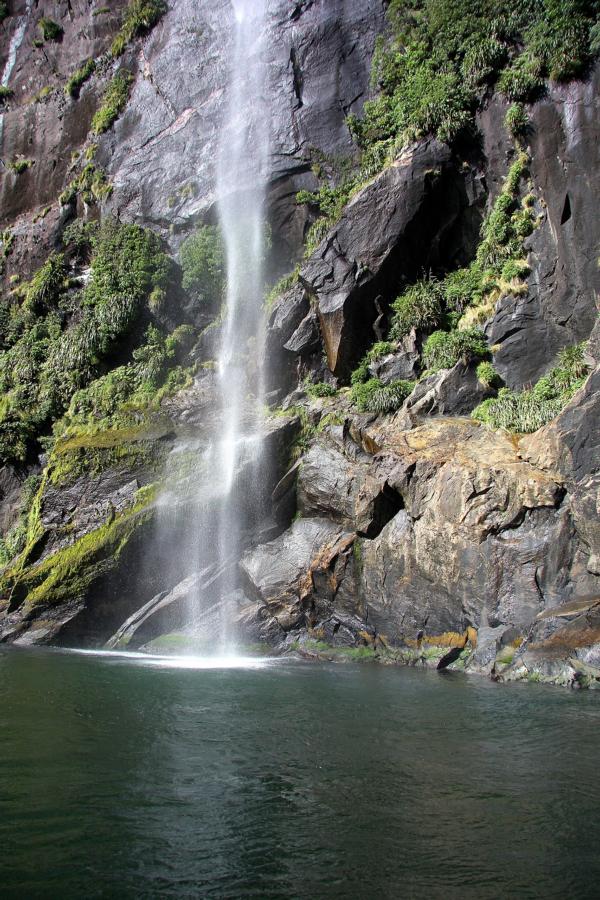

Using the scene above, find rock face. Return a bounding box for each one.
[0,2,599,690]
[481,68,600,389]
[300,139,485,378]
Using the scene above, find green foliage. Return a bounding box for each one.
[472,341,589,431]
[476,153,532,269]
[38,17,62,41]
[0,474,41,568]
[390,278,445,339]
[92,71,133,134]
[306,381,337,399]
[497,52,545,100]
[8,158,33,174]
[443,264,487,310]
[476,360,501,388]
[505,102,529,138]
[61,219,99,257]
[25,253,67,314]
[179,225,225,305]
[60,164,111,207]
[423,328,488,371]
[0,86,13,101]
[350,377,413,413]
[111,0,167,58]
[350,341,395,385]
[0,220,174,465]
[345,0,598,205]
[0,3,8,25]
[65,59,96,98]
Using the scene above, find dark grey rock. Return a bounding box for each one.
[369,332,420,383]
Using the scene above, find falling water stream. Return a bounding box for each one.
[186,0,270,651]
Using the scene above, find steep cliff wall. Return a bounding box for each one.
[0,0,598,688]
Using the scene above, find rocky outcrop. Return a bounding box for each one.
[481,67,600,389]
[299,139,485,378]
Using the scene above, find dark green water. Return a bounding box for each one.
[1,648,599,899]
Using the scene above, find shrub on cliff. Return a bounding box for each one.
[0,220,174,464]
[351,377,413,413]
[38,18,63,42]
[423,328,488,371]
[111,0,168,58]
[472,341,589,432]
[92,71,133,134]
[390,278,445,340]
[65,59,96,99]
[348,0,598,171]
[179,226,225,306]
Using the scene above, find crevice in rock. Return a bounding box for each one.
[560,193,571,225]
[437,646,464,669]
[289,47,303,109]
[360,483,404,539]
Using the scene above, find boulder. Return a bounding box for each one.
[369,331,420,383]
[296,438,402,536]
[240,517,354,630]
[403,361,489,418]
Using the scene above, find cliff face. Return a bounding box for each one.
[0,1,598,688]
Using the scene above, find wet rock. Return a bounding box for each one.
[0,467,24,535]
[105,573,202,650]
[521,368,600,580]
[492,594,600,686]
[233,600,287,647]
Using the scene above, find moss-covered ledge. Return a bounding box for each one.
[0,482,158,625]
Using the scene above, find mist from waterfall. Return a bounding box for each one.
[184,0,271,651]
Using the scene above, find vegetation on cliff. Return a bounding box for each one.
[0,219,180,466]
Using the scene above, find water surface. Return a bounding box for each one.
[1,648,599,898]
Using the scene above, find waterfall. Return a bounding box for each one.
[186,0,270,652]
[0,1,34,152]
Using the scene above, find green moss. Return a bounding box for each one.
[0,86,13,101]
[92,71,133,134]
[8,486,156,612]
